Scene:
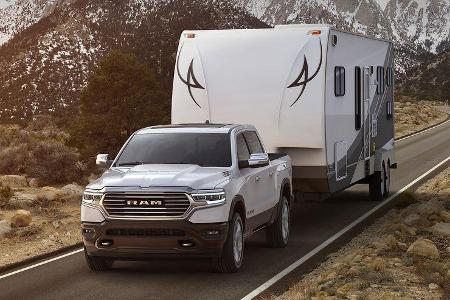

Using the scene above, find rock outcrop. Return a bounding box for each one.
[406,239,440,259]
[10,210,32,227]
[0,219,12,238]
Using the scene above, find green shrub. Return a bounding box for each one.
[26,140,80,185]
[0,184,14,207]
[0,139,81,185]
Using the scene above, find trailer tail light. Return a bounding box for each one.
[308,30,321,35]
[184,33,196,38]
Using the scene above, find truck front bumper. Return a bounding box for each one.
[82,220,229,259]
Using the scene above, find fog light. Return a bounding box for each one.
[98,239,113,247]
[179,240,195,248]
[81,228,95,238]
[202,229,222,240]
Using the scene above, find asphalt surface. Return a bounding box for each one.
[1,118,450,300]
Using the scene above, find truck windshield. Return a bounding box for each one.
[115,133,232,167]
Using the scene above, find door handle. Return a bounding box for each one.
[269,170,275,176]
[255,176,260,182]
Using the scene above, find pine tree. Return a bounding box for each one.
[70,51,169,160]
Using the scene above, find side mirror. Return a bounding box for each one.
[96,154,113,168]
[239,153,269,169]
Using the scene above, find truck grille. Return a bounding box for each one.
[102,193,191,218]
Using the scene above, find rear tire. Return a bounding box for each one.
[213,212,244,273]
[369,161,385,201]
[84,247,113,271]
[266,196,290,248]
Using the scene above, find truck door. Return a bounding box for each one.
[243,131,277,224]
[362,67,372,162]
[236,133,259,231]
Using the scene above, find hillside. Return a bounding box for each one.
[234,0,450,54]
[0,0,448,123]
[0,0,61,45]
[399,50,450,101]
[0,0,267,123]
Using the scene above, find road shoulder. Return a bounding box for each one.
[278,167,450,299]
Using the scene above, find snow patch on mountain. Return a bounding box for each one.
[0,0,70,46]
[235,0,450,53]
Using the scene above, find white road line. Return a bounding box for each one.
[397,117,450,142]
[0,248,84,281]
[242,154,450,300]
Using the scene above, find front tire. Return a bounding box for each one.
[213,212,244,273]
[266,196,290,248]
[84,247,113,271]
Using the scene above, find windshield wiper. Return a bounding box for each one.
[117,161,145,166]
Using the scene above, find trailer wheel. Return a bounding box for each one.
[84,247,113,271]
[369,161,385,201]
[266,196,290,248]
[384,162,391,197]
[213,212,244,273]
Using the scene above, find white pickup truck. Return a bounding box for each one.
[81,124,292,273]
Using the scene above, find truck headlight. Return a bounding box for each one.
[82,191,103,205]
[191,189,226,206]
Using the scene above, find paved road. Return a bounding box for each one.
[1,119,449,300]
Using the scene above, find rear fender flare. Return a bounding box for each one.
[269,178,292,224]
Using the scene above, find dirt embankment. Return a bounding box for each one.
[279,167,450,300]
[395,99,448,138]
[0,176,82,268]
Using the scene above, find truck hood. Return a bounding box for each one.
[87,164,230,190]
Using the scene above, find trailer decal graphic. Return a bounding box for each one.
[287,40,323,107]
[176,46,205,108]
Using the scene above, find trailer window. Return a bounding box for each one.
[376,66,385,95]
[386,67,393,86]
[334,66,345,97]
[355,67,362,130]
[386,101,393,119]
[243,131,264,154]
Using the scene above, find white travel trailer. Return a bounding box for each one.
[171,24,396,201]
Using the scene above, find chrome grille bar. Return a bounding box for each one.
[102,192,191,218]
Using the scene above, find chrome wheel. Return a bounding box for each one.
[281,199,290,243]
[232,219,243,266]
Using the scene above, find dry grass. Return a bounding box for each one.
[394,99,448,138]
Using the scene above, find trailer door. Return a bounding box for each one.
[362,67,371,161]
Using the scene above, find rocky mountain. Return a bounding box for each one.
[399,50,450,101]
[0,0,72,45]
[0,0,448,123]
[234,0,450,54]
[0,0,267,123]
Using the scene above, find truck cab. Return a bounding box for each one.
[81,124,292,273]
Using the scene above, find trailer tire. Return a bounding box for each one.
[84,247,113,271]
[384,162,390,197]
[369,161,386,201]
[266,196,290,248]
[213,212,244,273]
